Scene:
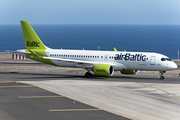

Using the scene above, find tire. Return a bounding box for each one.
[85,72,92,78]
[160,76,164,80]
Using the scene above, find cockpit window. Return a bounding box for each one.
[166,58,171,61]
[161,58,166,61]
[161,58,172,61]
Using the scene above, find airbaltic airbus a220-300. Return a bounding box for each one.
[10,21,177,80]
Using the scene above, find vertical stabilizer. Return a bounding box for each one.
[20,21,46,50]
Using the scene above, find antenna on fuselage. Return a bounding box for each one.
[178,50,179,62]
[98,46,100,51]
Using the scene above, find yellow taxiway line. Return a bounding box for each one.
[109,78,180,99]
[0,86,34,88]
[19,96,64,98]
[0,81,14,83]
[137,82,180,98]
[22,83,137,120]
[49,109,102,112]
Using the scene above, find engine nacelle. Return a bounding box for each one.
[120,70,139,74]
[93,64,114,76]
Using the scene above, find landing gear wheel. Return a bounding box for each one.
[159,71,165,80]
[85,72,92,78]
[160,76,164,80]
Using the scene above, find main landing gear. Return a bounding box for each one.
[85,72,92,78]
[159,71,165,80]
[85,68,92,78]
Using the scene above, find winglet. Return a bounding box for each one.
[113,47,118,51]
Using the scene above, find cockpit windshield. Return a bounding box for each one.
[166,58,171,61]
[161,58,171,61]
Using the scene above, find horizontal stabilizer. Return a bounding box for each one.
[28,49,40,57]
[6,50,31,55]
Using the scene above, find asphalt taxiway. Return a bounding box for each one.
[1,71,180,120]
[0,72,131,120]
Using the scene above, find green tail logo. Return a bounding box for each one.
[26,41,40,47]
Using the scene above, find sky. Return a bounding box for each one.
[0,0,180,25]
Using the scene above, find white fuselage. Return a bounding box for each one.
[42,48,177,71]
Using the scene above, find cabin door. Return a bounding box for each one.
[150,56,156,65]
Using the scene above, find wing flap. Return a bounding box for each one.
[43,56,97,65]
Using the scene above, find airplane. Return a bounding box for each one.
[9,21,178,80]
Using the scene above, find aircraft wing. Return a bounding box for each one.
[43,56,114,68]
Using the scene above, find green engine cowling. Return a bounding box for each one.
[120,70,139,74]
[93,64,114,76]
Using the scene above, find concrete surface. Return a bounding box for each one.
[16,74,180,120]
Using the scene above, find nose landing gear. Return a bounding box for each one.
[160,75,164,80]
[159,71,166,80]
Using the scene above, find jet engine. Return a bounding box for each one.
[93,64,114,76]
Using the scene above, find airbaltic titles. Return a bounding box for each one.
[114,53,147,61]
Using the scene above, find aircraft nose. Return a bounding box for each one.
[168,62,178,70]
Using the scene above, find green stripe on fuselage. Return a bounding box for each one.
[25,49,57,66]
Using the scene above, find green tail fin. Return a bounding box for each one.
[20,21,46,50]
[113,47,118,51]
